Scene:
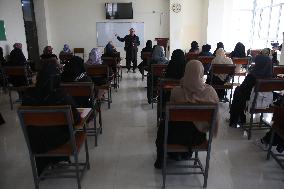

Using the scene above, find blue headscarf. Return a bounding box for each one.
[63,44,71,53]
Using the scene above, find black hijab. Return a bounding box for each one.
[189,41,199,53]
[165,49,186,79]
[36,59,61,97]
[9,48,26,65]
[213,42,224,56]
[231,42,246,58]
[145,40,152,50]
[250,55,272,78]
[61,56,85,82]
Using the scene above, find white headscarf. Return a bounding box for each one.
[152,45,168,64]
[211,48,233,81]
[170,60,219,135]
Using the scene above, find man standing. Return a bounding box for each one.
[116,28,140,73]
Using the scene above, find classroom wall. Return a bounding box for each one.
[0,0,27,57]
[170,0,208,54]
[42,0,170,64]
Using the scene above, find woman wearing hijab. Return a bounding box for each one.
[22,58,80,176]
[155,60,219,169]
[8,43,31,87]
[85,48,102,65]
[61,56,92,107]
[207,48,233,99]
[213,42,225,56]
[104,41,118,56]
[62,56,89,82]
[9,43,26,66]
[229,49,272,127]
[189,41,199,53]
[59,44,73,64]
[230,42,246,58]
[152,45,169,64]
[165,49,186,79]
[40,46,58,60]
[199,44,213,73]
[138,40,153,75]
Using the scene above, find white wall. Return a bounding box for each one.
[43,0,170,64]
[0,0,27,57]
[170,0,208,55]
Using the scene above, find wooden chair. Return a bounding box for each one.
[61,82,102,146]
[158,78,180,126]
[232,57,250,85]
[141,52,152,81]
[162,103,218,188]
[244,79,284,140]
[17,105,91,189]
[86,64,112,109]
[198,56,214,74]
[73,48,85,61]
[266,106,284,169]
[151,64,167,109]
[273,66,284,78]
[249,49,262,60]
[101,56,120,91]
[210,64,236,106]
[186,52,199,61]
[3,66,32,110]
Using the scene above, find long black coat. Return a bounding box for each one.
[117,34,140,60]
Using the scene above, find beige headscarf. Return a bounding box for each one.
[170,60,219,135]
[211,48,233,81]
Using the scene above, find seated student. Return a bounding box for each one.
[159,49,186,120]
[229,49,272,127]
[85,48,102,65]
[152,45,169,64]
[165,49,186,79]
[154,60,219,169]
[206,48,233,100]
[22,58,81,176]
[40,46,58,60]
[8,43,32,87]
[255,106,284,153]
[230,42,246,58]
[59,44,73,64]
[188,41,199,53]
[230,42,246,72]
[85,48,109,87]
[213,42,225,56]
[199,44,213,73]
[9,43,26,66]
[138,40,153,75]
[146,45,168,104]
[103,41,118,56]
[61,56,92,107]
[62,56,90,82]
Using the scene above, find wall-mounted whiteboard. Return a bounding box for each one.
[96,22,144,47]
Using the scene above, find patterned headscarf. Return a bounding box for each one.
[63,44,72,53]
[86,48,102,65]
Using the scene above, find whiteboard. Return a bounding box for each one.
[96,22,144,47]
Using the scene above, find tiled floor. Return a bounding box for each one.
[0,70,283,189]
